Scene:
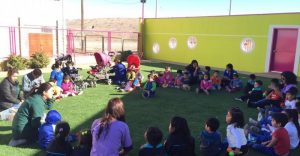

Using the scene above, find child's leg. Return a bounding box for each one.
[203,89,210,95]
[149,91,155,97]
[248,99,270,108]
[240,94,250,101]
[251,144,277,156]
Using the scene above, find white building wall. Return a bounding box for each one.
[0,0,65,59]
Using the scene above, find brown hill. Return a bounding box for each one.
[67,18,139,32]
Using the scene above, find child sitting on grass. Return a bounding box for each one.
[142,74,157,98]
[182,72,191,91]
[61,75,82,96]
[225,107,248,156]
[162,66,174,88]
[235,80,263,104]
[244,74,256,94]
[283,109,300,149]
[283,87,298,109]
[164,116,196,156]
[196,73,212,95]
[248,79,282,108]
[47,121,73,156]
[139,127,165,156]
[49,79,63,100]
[71,129,92,156]
[155,71,164,87]
[251,113,290,156]
[211,70,221,90]
[226,74,243,93]
[174,70,183,89]
[200,117,222,156]
[38,110,62,149]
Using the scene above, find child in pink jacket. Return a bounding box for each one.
[162,66,174,88]
[61,75,82,96]
[196,73,212,95]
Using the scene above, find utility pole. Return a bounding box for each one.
[155,0,157,18]
[229,0,232,16]
[81,0,84,53]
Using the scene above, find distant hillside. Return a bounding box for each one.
[66,18,140,52]
[67,18,139,32]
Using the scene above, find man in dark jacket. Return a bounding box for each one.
[0,68,24,111]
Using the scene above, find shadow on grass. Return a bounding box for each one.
[0,133,11,145]
[0,126,11,131]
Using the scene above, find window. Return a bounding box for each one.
[240,38,255,53]
[187,36,197,49]
[152,42,160,54]
[169,37,177,49]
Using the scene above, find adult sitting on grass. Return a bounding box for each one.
[185,60,200,85]
[0,68,24,111]
[22,68,45,97]
[9,82,54,146]
[90,98,133,156]
[280,71,297,97]
[110,59,126,85]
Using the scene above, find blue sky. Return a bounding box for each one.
[64,0,300,19]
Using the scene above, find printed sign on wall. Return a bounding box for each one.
[187,36,197,49]
[152,42,160,54]
[240,38,255,53]
[169,37,177,49]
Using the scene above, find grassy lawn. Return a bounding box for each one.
[0,62,299,156]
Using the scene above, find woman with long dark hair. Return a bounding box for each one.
[0,68,24,111]
[185,60,200,85]
[9,82,54,146]
[90,98,132,156]
[280,71,297,96]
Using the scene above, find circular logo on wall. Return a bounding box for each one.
[187,36,197,49]
[169,37,177,49]
[240,38,255,53]
[152,42,160,54]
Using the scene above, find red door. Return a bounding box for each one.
[270,29,298,72]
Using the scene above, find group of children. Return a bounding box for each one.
[148,63,242,95]
[38,110,92,156]
[50,61,83,99]
[38,59,300,155]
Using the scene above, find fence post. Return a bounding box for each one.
[56,20,59,55]
[107,31,111,52]
[18,17,22,56]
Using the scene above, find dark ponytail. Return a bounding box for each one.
[28,82,52,97]
[54,121,70,142]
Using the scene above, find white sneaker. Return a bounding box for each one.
[8,139,27,147]
[78,91,83,95]
[234,98,243,102]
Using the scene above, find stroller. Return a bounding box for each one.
[86,52,113,85]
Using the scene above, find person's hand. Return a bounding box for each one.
[261,141,269,146]
[19,100,24,104]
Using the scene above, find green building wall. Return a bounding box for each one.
[143,13,300,75]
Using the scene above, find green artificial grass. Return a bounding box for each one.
[0,62,299,156]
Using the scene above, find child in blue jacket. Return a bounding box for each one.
[38,110,62,149]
